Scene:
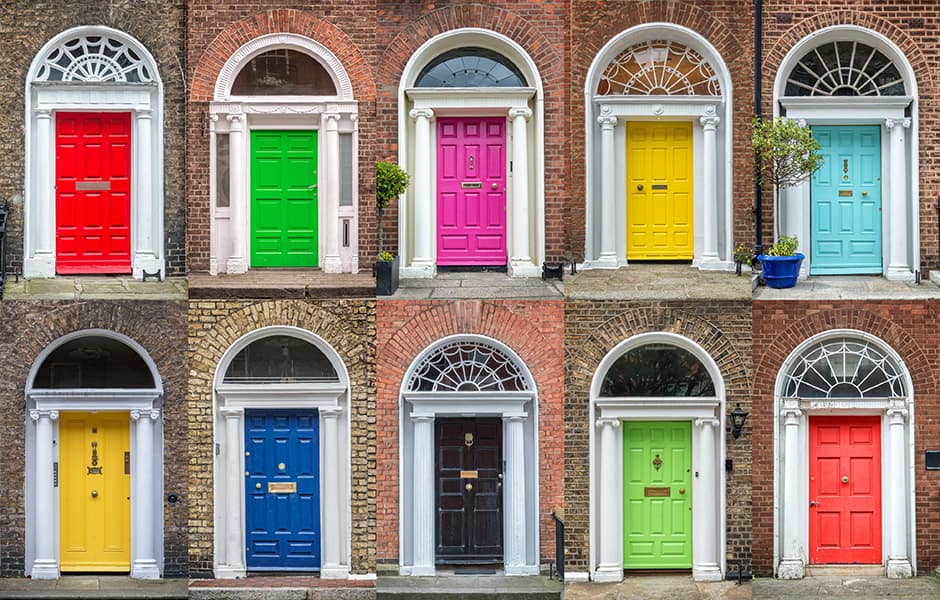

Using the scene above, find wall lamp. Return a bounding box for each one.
[729,404,749,439]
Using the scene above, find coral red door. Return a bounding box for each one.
[809,416,882,564]
[56,112,132,274]
[436,117,507,266]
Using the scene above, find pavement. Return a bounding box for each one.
[390,271,563,299]
[0,575,187,599]
[754,274,940,300]
[751,574,940,598]
[564,264,752,300]
[188,270,375,299]
[3,276,187,300]
[564,576,750,600]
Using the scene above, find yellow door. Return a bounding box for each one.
[60,412,131,572]
[626,122,694,260]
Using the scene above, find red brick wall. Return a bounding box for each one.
[375,300,565,563]
[752,300,940,575]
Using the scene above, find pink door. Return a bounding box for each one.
[437,118,507,266]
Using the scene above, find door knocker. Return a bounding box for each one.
[843,159,849,181]
[653,454,663,471]
[91,441,98,466]
[465,432,474,448]
[468,154,475,171]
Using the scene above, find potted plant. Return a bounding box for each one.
[752,117,823,288]
[375,161,410,295]
[733,242,751,276]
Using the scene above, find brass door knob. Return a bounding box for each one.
[465,483,473,492]
[637,184,644,191]
[91,490,98,498]
[841,476,849,484]
[256,483,262,489]
[679,488,686,495]
[491,183,498,190]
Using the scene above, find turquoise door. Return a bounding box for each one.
[810,126,882,274]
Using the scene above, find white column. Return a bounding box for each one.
[407,108,435,277]
[220,407,245,577]
[693,417,721,581]
[209,115,220,275]
[594,417,622,582]
[885,405,913,578]
[596,111,619,268]
[130,409,160,579]
[323,113,343,273]
[503,415,528,574]
[133,109,158,279]
[350,113,361,273]
[411,415,435,575]
[508,108,534,277]
[226,114,248,274]
[699,115,721,267]
[778,405,804,579]
[319,407,348,578]
[30,409,59,579]
[885,118,912,280]
[29,109,56,277]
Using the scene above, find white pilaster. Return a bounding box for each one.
[130,409,160,579]
[503,415,528,574]
[226,114,248,274]
[596,110,619,269]
[885,118,912,281]
[320,407,348,578]
[323,113,343,273]
[699,115,721,267]
[508,108,536,278]
[693,417,721,581]
[405,108,435,278]
[886,405,913,578]
[27,109,56,278]
[411,415,436,575]
[209,115,220,275]
[778,405,804,579]
[31,410,59,579]
[219,407,245,578]
[594,417,623,582]
[133,109,159,279]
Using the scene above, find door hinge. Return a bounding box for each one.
[215,443,220,456]
[124,451,131,475]
[509,161,513,173]
[53,462,58,488]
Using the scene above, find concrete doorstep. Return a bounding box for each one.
[0,576,188,599]
[376,574,562,600]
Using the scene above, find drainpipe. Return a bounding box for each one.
[753,0,763,256]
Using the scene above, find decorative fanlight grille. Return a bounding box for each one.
[784,41,905,96]
[783,337,905,399]
[35,34,154,83]
[598,40,720,96]
[407,340,531,392]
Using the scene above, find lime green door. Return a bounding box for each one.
[250,130,318,267]
[623,421,692,569]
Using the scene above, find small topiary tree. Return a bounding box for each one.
[375,161,410,262]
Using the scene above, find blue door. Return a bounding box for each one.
[810,126,882,274]
[245,409,320,570]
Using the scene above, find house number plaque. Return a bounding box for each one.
[267,482,297,494]
[644,487,671,497]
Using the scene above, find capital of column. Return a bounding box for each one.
[699,115,720,130]
[412,414,434,424]
[226,114,244,130]
[885,118,912,130]
[508,107,532,121]
[409,108,434,121]
[35,109,52,120]
[320,406,343,420]
[781,407,802,425]
[350,113,360,129]
[504,414,527,424]
[220,406,244,420]
[597,114,618,130]
[29,409,59,422]
[325,113,341,129]
[694,417,720,429]
[136,108,153,120]
[131,409,161,421]
[595,417,621,430]
[886,406,908,424]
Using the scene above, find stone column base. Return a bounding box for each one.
[777,558,804,580]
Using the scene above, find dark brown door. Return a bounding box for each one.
[435,418,503,563]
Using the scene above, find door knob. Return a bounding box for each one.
[810,501,819,507]
[465,483,473,492]
[679,488,686,495]
[491,183,498,190]
[91,490,98,498]
[841,476,849,484]
[862,191,868,197]
[256,483,262,490]
[637,184,644,191]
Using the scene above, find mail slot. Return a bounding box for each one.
[76,181,111,191]
[644,486,671,497]
[460,470,479,479]
[651,184,668,190]
[838,190,853,197]
[267,481,297,494]
[461,182,482,189]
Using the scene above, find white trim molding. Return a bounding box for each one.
[588,332,727,583]
[24,26,165,279]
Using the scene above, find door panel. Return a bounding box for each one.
[55,112,132,274]
[436,118,507,266]
[811,126,882,274]
[623,421,692,569]
[626,122,694,260]
[435,418,503,562]
[245,410,320,570]
[60,412,130,571]
[250,131,318,267]
[809,416,882,564]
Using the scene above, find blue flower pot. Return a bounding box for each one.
[757,253,805,289]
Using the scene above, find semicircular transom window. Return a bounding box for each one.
[223,335,339,384]
[35,34,154,83]
[231,49,337,96]
[784,41,906,97]
[598,40,721,96]
[600,343,715,397]
[414,47,527,88]
[33,336,155,389]
[407,340,531,392]
[783,337,905,399]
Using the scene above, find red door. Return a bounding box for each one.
[436,117,507,266]
[56,112,132,274]
[809,416,882,564]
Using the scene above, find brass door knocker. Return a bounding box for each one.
[464,432,474,448]
[652,454,663,471]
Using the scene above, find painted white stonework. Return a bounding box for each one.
[24,27,165,279]
[209,34,360,274]
[588,333,727,583]
[212,326,353,579]
[24,330,165,579]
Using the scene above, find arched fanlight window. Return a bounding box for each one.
[34,33,154,83]
[407,340,531,392]
[33,336,155,389]
[223,335,339,384]
[600,343,715,397]
[598,40,721,96]
[782,337,905,398]
[784,41,906,97]
[231,49,337,96]
[414,47,527,88]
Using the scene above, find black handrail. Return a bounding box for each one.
[0,202,7,299]
[550,509,565,581]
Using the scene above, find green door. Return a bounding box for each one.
[250,130,318,267]
[623,421,692,569]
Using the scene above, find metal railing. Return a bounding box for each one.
[0,202,7,299]
[550,508,565,581]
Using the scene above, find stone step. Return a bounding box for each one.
[375,575,562,600]
[189,588,374,600]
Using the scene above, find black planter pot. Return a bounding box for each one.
[375,255,400,296]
